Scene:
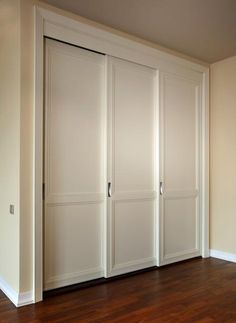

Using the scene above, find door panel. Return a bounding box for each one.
[159,71,201,265]
[44,204,103,290]
[164,198,198,256]
[44,39,105,290]
[106,57,157,277]
[113,200,155,267]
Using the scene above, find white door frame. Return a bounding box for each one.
[34,5,209,302]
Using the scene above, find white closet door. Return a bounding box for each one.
[44,39,105,290]
[106,57,157,277]
[159,70,202,265]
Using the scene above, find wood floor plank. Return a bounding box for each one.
[1,258,236,322]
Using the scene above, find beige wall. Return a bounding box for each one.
[0,0,36,294]
[19,0,36,293]
[0,0,21,292]
[210,56,236,254]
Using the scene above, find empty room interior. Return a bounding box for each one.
[1,0,236,321]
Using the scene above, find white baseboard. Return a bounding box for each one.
[18,291,33,307]
[210,249,236,263]
[0,276,33,307]
[0,276,18,306]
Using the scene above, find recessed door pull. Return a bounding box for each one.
[160,182,164,195]
[108,182,112,197]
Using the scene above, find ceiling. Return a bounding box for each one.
[41,0,236,63]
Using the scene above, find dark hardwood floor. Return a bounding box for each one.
[1,258,236,322]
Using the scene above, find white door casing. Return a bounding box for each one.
[106,57,158,277]
[159,70,202,265]
[44,39,105,290]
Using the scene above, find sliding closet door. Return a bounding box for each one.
[44,39,105,290]
[159,70,202,265]
[106,57,157,277]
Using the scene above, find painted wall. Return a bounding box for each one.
[210,56,236,254]
[0,0,20,292]
[0,0,36,296]
[19,0,36,293]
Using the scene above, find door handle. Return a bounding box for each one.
[160,182,164,195]
[108,182,112,198]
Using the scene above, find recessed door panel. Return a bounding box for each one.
[106,57,157,277]
[163,198,198,257]
[44,204,103,290]
[164,78,198,191]
[113,200,155,268]
[44,39,105,290]
[159,71,201,265]
[113,63,155,193]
